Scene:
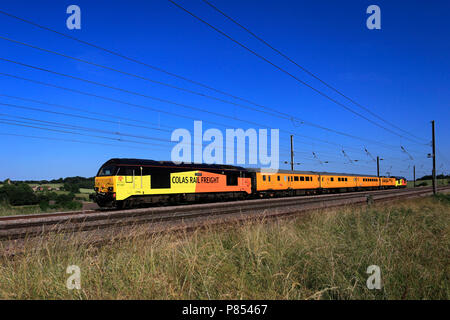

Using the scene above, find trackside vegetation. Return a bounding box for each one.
[0,177,96,215]
[0,194,448,299]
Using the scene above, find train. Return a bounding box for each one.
[94,158,407,208]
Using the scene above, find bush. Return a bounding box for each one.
[63,183,80,193]
[55,193,81,210]
[0,183,37,205]
[39,200,49,211]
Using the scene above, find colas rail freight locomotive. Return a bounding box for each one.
[94,158,407,209]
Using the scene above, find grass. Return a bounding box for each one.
[0,203,75,216]
[0,204,43,216]
[31,186,94,202]
[0,194,449,300]
[407,179,449,188]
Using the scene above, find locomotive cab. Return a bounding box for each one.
[94,165,117,207]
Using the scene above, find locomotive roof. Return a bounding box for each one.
[100,158,248,172]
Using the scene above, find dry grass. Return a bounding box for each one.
[0,194,449,300]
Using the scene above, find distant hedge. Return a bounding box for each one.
[0,183,81,209]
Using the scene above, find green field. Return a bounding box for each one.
[0,204,63,216]
[27,183,63,189]
[0,194,448,299]
[28,184,94,202]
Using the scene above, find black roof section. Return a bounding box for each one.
[100,158,248,172]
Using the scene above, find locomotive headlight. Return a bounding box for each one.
[108,187,114,192]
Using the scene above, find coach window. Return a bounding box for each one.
[294,176,299,182]
[305,176,309,182]
[263,175,266,181]
[330,177,334,182]
[277,175,280,181]
[284,176,287,182]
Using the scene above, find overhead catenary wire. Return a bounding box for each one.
[0,91,422,165]
[167,0,427,145]
[0,57,421,153]
[200,0,428,144]
[0,96,413,169]
[0,76,414,164]
[0,114,415,174]
[0,9,428,147]
[0,119,168,148]
[0,101,173,134]
[0,9,326,118]
[0,112,279,155]
[0,132,171,152]
[0,99,410,170]
[0,56,422,153]
[0,35,418,148]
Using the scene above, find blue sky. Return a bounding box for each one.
[0,0,448,180]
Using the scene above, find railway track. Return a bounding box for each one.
[1,186,448,244]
